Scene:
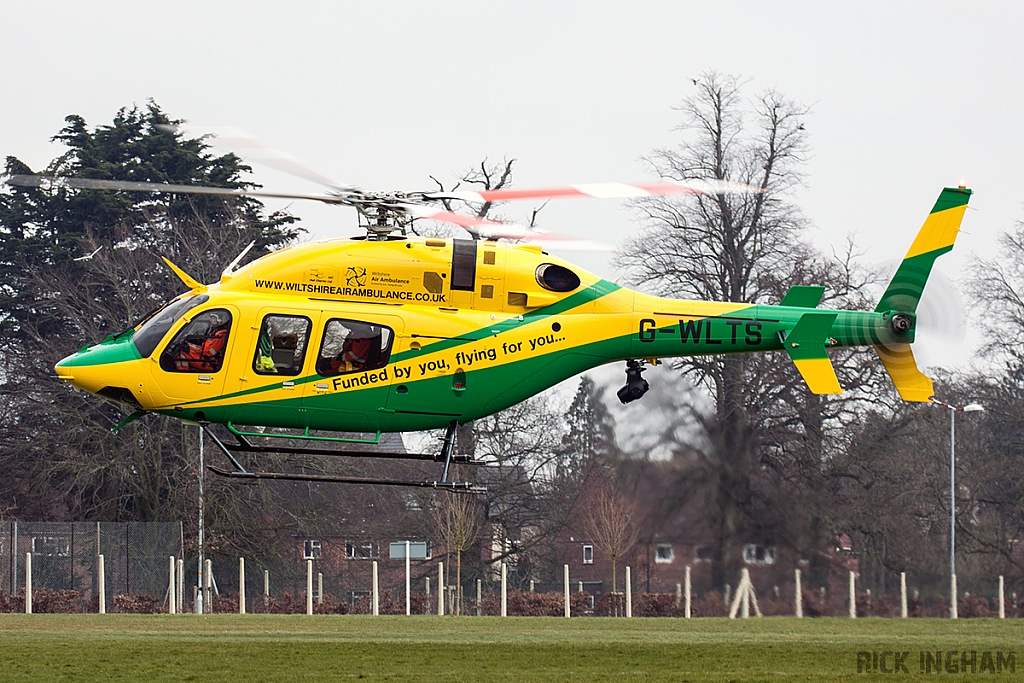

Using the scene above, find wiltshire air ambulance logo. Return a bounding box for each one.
[346,267,367,287]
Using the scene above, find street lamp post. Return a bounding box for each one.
[930,398,983,619]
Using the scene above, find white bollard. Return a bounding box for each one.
[500,563,507,617]
[437,562,444,616]
[372,561,379,616]
[900,572,907,618]
[795,569,802,618]
[625,566,632,618]
[563,564,570,618]
[951,574,958,619]
[999,575,1005,619]
[263,569,269,610]
[530,580,535,593]
[168,556,177,614]
[676,583,682,607]
[476,579,482,617]
[849,571,856,619]
[425,576,431,615]
[318,572,324,607]
[98,554,106,614]
[306,559,313,615]
[239,558,245,615]
[25,553,32,614]
[684,566,691,619]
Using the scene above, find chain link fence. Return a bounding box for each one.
[1,522,182,610]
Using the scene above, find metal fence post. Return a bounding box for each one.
[999,575,1005,619]
[476,578,482,617]
[263,569,269,610]
[25,552,31,614]
[205,559,213,613]
[318,572,323,607]
[306,559,313,615]
[177,559,184,614]
[239,558,246,615]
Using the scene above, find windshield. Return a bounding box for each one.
[132,294,209,358]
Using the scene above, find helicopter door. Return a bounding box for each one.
[151,306,237,405]
[229,310,313,428]
[302,314,403,432]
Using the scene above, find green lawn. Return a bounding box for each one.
[0,614,1020,681]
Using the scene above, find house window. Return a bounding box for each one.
[303,540,322,560]
[582,544,594,564]
[655,543,674,564]
[345,541,380,560]
[32,536,70,557]
[742,544,776,566]
[694,545,712,563]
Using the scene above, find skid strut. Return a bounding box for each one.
[200,422,484,493]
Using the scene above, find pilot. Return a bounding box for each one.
[175,312,230,372]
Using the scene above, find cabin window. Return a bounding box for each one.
[159,309,232,373]
[451,239,477,291]
[253,314,311,376]
[133,294,209,358]
[536,264,580,292]
[583,544,594,565]
[316,319,394,376]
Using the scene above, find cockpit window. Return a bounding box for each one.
[159,309,233,373]
[133,294,209,358]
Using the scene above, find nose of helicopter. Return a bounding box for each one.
[54,336,141,398]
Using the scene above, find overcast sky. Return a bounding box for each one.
[3,1,1022,372]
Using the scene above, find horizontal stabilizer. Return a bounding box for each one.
[781,312,842,395]
[874,343,934,402]
[780,285,825,308]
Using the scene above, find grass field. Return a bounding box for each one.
[0,614,1021,681]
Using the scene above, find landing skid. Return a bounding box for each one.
[201,421,484,494]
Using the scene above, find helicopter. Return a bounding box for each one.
[8,151,972,493]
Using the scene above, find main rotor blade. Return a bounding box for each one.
[159,124,359,193]
[425,178,761,203]
[402,204,611,251]
[5,174,349,204]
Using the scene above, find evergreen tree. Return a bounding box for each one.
[0,102,300,534]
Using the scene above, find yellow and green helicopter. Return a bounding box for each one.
[11,168,971,492]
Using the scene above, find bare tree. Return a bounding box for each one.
[614,72,880,588]
[580,472,638,595]
[430,489,483,615]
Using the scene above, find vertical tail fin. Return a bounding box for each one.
[875,186,971,401]
[875,186,972,315]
